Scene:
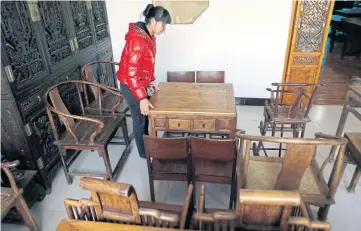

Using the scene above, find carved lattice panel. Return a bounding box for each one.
[70,1,94,50]
[1,1,46,89]
[91,1,109,42]
[38,1,72,64]
[295,1,330,52]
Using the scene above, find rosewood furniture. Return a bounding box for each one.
[190,137,238,209]
[192,186,331,231]
[1,1,114,197]
[1,160,39,231]
[82,61,133,145]
[149,83,237,139]
[64,177,194,229]
[253,82,322,157]
[167,71,196,83]
[44,80,130,184]
[144,136,192,202]
[340,18,361,59]
[56,219,195,231]
[236,132,348,221]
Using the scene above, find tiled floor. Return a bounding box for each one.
[2,105,361,231]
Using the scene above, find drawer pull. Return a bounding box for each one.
[178,123,180,127]
[202,124,205,128]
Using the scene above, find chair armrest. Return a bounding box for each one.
[1,160,21,193]
[315,132,342,140]
[1,160,20,169]
[288,217,331,231]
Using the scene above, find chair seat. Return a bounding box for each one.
[245,157,331,205]
[1,188,22,219]
[59,114,124,146]
[265,105,311,123]
[86,92,129,114]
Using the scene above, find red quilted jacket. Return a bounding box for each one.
[117,23,156,101]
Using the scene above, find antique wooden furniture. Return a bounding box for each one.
[165,71,196,137]
[44,80,130,184]
[253,82,321,157]
[190,137,237,209]
[56,219,196,231]
[64,177,194,229]
[1,160,39,231]
[196,71,225,83]
[82,60,133,144]
[144,136,191,202]
[236,132,348,221]
[345,133,361,193]
[1,1,114,196]
[149,83,237,139]
[192,187,331,231]
[167,71,196,83]
[341,18,361,59]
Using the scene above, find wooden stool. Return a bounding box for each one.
[345,133,361,193]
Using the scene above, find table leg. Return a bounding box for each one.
[148,117,156,137]
[347,166,361,193]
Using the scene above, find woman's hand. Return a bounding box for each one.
[140,98,154,115]
[149,81,160,93]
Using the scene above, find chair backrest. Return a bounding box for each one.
[237,133,347,196]
[196,71,225,83]
[167,71,195,82]
[268,83,322,118]
[82,61,119,99]
[48,87,75,128]
[79,177,142,224]
[190,137,237,181]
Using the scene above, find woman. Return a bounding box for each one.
[117,4,171,158]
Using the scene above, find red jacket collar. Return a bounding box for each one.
[125,23,156,49]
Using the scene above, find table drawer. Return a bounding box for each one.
[168,119,190,130]
[193,119,215,131]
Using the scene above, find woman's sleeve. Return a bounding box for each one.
[124,39,148,101]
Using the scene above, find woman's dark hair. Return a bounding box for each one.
[143,4,171,24]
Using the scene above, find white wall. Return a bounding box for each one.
[106,0,293,98]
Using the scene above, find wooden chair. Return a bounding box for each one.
[1,160,39,231]
[82,61,133,144]
[253,82,323,157]
[165,71,196,138]
[190,137,237,209]
[44,80,130,184]
[167,71,196,83]
[236,132,348,221]
[192,186,331,231]
[196,71,225,84]
[64,177,194,229]
[144,136,192,202]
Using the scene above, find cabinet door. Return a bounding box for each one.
[91,1,111,47]
[1,1,49,97]
[37,1,76,72]
[68,1,97,60]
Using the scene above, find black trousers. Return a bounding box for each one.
[120,83,149,158]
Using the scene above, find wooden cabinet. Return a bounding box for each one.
[1,0,115,203]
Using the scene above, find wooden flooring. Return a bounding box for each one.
[315,42,361,105]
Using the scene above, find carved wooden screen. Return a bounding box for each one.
[282,0,335,103]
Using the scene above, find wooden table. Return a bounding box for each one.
[340,18,361,59]
[344,133,361,193]
[149,83,237,138]
[56,219,193,231]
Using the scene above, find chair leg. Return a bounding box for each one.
[121,116,130,149]
[149,176,155,202]
[347,166,361,193]
[100,148,113,181]
[15,196,39,231]
[59,147,72,185]
[317,204,330,221]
